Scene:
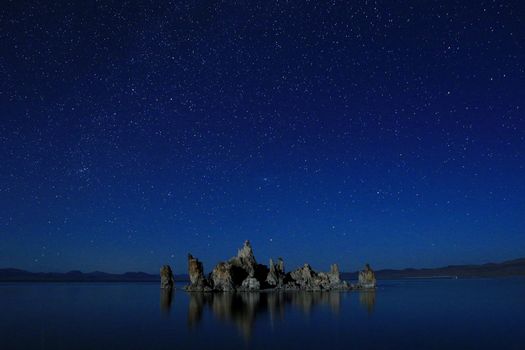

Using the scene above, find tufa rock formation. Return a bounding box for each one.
[328,264,341,284]
[160,265,174,289]
[186,254,211,291]
[231,240,257,277]
[285,263,349,291]
[266,258,285,287]
[181,240,365,292]
[357,263,376,289]
[208,240,270,291]
[211,262,236,291]
[288,263,315,289]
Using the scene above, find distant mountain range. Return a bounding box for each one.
[343,257,525,280]
[0,268,186,282]
[1,257,524,282]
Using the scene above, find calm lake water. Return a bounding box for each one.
[1,278,524,349]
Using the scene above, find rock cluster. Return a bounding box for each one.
[208,240,269,292]
[285,263,349,291]
[183,240,355,292]
[357,263,376,289]
[160,265,174,289]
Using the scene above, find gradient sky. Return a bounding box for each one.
[1,1,524,274]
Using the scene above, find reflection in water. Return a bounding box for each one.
[187,292,206,326]
[187,292,342,339]
[160,289,174,313]
[359,290,376,314]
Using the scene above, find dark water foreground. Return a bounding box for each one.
[1,279,524,349]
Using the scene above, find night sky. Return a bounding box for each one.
[1,1,524,274]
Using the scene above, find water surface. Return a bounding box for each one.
[1,279,524,349]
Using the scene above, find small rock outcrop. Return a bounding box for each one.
[229,240,257,277]
[288,263,316,289]
[357,264,376,289]
[266,258,285,287]
[328,264,341,284]
[186,254,210,291]
[160,265,174,289]
[315,263,348,290]
[211,262,235,291]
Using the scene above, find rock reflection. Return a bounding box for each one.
[160,288,174,313]
[187,291,342,339]
[187,292,206,326]
[359,290,376,314]
[289,291,341,314]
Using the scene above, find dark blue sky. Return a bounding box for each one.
[1,1,524,274]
